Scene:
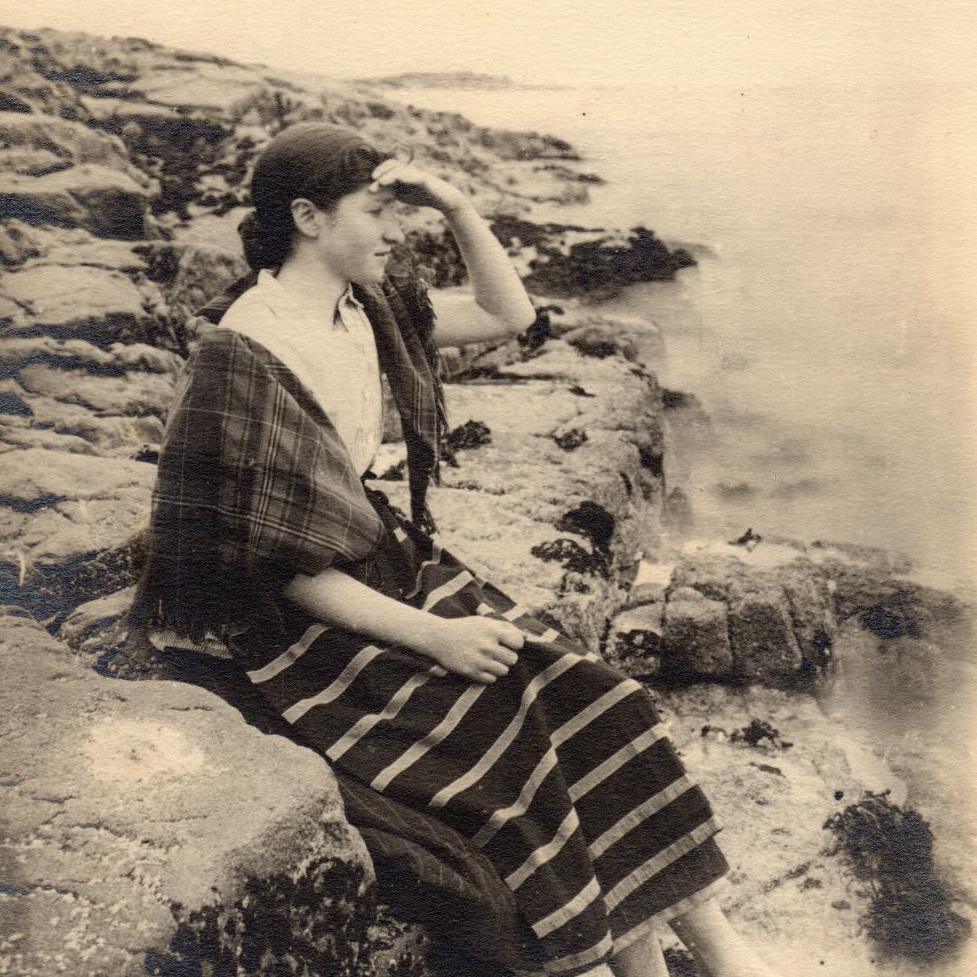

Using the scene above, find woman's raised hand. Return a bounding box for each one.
[424,616,524,684]
[369,159,467,214]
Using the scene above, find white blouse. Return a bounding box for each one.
[219,269,384,476]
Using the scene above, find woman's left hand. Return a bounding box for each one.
[369,159,468,215]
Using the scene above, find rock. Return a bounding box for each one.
[106,342,183,373]
[1,336,113,373]
[564,323,640,362]
[0,616,371,977]
[627,560,674,608]
[135,65,267,113]
[0,336,182,377]
[9,395,166,453]
[0,262,161,346]
[0,111,148,182]
[561,313,666,366]
[16,365,174,417]
[0,220,40,265]
[727,581,805,681]
[1,447,153,508]
[59,585,135,652]
[658,682,908,977]
[135,240,248,322]
[606,603,663,676]
[779,567,835,668]
[662,586,734,677]
[0,423,95,455]
[808,542,969,642]
[0,450,154,619]
[0,164,152,239]
[540,577,622,653]
[668,549,837,683]
[0,90,32,113]
[0,377,32,416]
[0,221,148,270]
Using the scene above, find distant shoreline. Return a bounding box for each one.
[352,70,566,92]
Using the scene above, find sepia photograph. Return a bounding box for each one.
[1,2,974,975]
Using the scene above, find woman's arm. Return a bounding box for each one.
[370,161,536,347]
[284,566,523,684]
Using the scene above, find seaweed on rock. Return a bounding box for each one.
[147,858,426,977]
[823,790,971,962]
[442,420,491,468]
[531,538,608,579]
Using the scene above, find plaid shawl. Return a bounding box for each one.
[196,262,447,532]
[138,266,447,641]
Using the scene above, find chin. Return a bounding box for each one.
[351,268,386,287]
[352,258,389,285]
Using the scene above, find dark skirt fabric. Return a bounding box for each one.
[225,490,729,975]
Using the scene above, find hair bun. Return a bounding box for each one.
[238,208,289,271]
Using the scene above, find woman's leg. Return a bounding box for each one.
[612,934,670,977]
[668,898,777,977]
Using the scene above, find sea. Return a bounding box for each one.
[389,81,977,968]
[389,81,977,591]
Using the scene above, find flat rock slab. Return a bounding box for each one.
[0,423,95,455]
[0,450,154,617]
[136,63,267,111]
[0,262,160,345]
[0,221,149,271]
[0,337,180,376]
[668,545,837,682]
[4,393,165,455]
[0,164,152,240]
[369,351,667,648]
[661,684,910,977]
[16,365,174,417]
[0,615,369,977]
[2,448,153,509]
[0,112,148,184]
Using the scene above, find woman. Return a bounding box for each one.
[138,123,776,977]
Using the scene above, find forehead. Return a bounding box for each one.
[344,186,397,209]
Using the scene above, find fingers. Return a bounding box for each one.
[371,158,400,179]
[368,159,400,188]
[487,619,524,651]
[501,628,525,651]
[480,656,510,678]
[493,647,519,666]
[369,159,414,192]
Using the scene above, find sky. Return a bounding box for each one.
[3,0,975,90]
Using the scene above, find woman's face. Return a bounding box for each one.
[315,186,405,285]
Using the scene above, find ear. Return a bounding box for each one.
[289,198,320,238]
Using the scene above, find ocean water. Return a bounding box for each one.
[394,82,977,589]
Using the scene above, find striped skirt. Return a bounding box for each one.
[228,493,728,975]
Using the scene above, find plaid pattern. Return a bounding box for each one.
[140,330,384,640]
[361,264,449,535]
[196,263,448,532]
[140,266,446,640]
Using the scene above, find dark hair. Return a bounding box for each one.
[238,123,390,271]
